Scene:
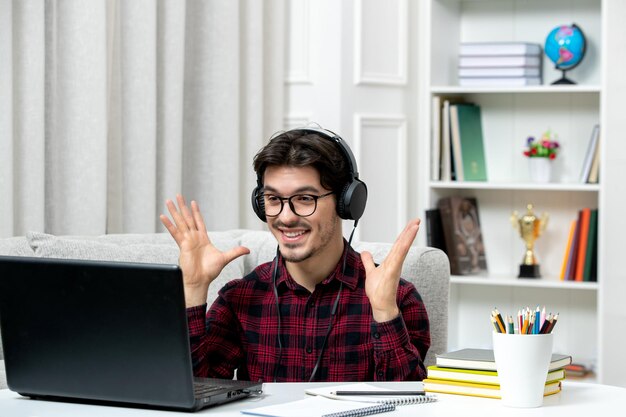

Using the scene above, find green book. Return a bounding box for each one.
[583,209,598,281]
[455,104,487,181]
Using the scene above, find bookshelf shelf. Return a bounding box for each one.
[450,275,599,290]
[429,181,600,192]
[417,0,613,382]
[431,85,602,95]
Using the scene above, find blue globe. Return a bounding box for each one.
[544,24,586,70]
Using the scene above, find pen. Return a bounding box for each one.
[332,391,426,396]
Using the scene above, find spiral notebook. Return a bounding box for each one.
[240,396,395,417]
[305,383,438,406]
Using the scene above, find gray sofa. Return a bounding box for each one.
[0,230,450,389]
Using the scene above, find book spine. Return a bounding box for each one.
[441,100,452,182]
[425,208,447,252]
[583,209,598,281]
[459,77,541,87]
[458,56,541,67]
[460,42,542,56]
[574,208,591,282]
[437,197,460,275]
[560,220,577,280]
[449,104,464,181]
[431,96,442,181]
[579,125,600,183]
[458,67,541,78]
[565,213,581,281]
[587,128,601,183]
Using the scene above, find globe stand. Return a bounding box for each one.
[551,69,576,85]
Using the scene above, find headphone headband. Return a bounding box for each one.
[292,127,360,180]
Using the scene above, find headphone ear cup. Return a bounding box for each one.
[251,187,267,222]
[336,180,368,221]
[336,183,350,220]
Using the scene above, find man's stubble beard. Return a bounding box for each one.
[277,216,341,264]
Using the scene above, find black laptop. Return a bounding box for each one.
[0,255,262,411]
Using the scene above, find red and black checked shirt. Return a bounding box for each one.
[186,244,430,382]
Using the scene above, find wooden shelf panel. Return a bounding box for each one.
[450,275,599,290]
[431,86,602,95]
[429,181,600,192]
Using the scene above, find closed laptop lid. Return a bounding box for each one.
[0,256,197,409]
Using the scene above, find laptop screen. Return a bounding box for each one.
[0,255,260,411]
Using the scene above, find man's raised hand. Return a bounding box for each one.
[361,218,420,323]
[160,194,250,307]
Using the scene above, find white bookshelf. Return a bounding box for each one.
[417,0,614,383]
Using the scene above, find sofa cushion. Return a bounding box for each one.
[0,236,34,257]
[27,232,180,264]
[25,232,246,306]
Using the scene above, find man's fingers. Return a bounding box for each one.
[386,219,420,268]
[360,251,376,274]
[160,214,182,244]
[177,194,197,231]
[191,201,208,239]
[165,199,190,233]
[222,246,251,265]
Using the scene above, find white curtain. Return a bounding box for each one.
[0,0,285,237]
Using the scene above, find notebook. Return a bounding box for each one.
[241,395,396,417]
[0,255,263,411]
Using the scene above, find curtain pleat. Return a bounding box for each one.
[118,0,158,233]
[45,0,108,235]
[13,0,46,235]
[0,0,284,238]
[156,0,186,231]
[0,0,14,237]
[182,0,241,230]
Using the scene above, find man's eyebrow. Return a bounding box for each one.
[263,185,323,194]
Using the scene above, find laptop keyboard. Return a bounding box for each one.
[193,383,230,397]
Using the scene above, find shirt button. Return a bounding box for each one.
[306,347,312,354]
[373,332,380,339]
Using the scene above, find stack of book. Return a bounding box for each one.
[458,42,543,87]
[560,207,599,282]
[423,348,571,399]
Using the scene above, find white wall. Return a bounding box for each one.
[284,0,421,244]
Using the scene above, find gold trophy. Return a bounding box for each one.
[510,204,549,278]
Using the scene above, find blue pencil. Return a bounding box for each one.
[534,307,541,334]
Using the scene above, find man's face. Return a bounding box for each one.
[262,165,342,264]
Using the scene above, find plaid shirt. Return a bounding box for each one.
[186,244,430,382]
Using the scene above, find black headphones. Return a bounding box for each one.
[251,127,368,222]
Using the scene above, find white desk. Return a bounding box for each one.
[0,381,624,416]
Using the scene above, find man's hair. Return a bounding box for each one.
[252,129,351,196]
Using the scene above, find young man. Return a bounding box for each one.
[160,128,430,382]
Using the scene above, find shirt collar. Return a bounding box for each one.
[274,240,362,292]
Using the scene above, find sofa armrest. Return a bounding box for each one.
[0,360,6,390]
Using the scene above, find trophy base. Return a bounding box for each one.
[518,264,541,278]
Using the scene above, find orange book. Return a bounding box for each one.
[574,208,591,281]
[560,220,577,280]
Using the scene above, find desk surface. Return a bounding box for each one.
[1,381,625,416]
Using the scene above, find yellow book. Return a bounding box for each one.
[423,378,562,399]
[560,220,577,280]
[427,366,565,386]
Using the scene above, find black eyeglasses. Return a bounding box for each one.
[262,191,334,217]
